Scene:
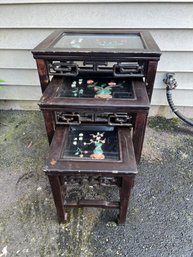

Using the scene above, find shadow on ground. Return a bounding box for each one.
[0,111,193,257]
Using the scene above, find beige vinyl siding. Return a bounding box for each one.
[0,3,193,29]
[0,1,193,115]
[2,0,193,3]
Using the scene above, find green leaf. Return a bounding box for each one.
[0,80,5,83]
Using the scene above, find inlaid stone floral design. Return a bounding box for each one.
[84,132,106,159]
[63,126,120,161]
[58,77,134,99]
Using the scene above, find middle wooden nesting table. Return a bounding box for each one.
[40,76,150,164]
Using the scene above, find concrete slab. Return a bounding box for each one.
[0,111,192,257]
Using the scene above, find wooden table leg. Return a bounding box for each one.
[118,175,134,224]
[133,112,148,164]
[48,175,67,223]
[42,110,55,145]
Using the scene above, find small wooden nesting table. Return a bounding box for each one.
[44,125,137,224]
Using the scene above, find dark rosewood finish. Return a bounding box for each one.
[45,126,137,224]
[39,77,150,163]
[32,29,161,224]
[32,29,161,101]
[36,59,50,93]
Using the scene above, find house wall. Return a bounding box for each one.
[0,1,193,117]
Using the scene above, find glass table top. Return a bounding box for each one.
[57,77,135,99]
[54,33,144,49]
[62,125,120,161]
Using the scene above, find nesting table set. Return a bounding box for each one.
[32,29,161,224]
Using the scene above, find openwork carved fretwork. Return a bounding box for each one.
[64,176,121,187]
[55,111,133,126]
[48,60,145,77]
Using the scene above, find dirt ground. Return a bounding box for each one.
[0,110,193,257]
